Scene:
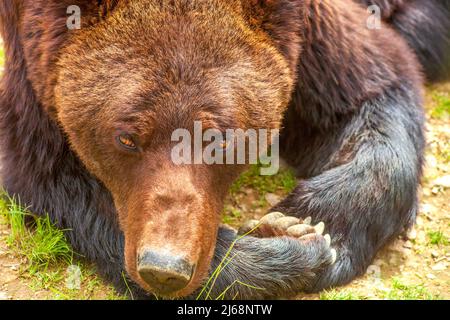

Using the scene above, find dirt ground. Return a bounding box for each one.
[0,38,448,299]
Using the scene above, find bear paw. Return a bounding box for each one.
[238,212,337,264]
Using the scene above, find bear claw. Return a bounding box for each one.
[330,249,337,264]
[303,216,312,225]
[238,213,337,265]
[314,222,325,235]
[324,234,331,247]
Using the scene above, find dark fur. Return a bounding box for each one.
[357,0,450,81]
[0,0,443,299]
[0,0,147,297]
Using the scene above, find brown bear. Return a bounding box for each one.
[0,0,448,299]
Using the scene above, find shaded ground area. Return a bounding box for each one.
[0,40,448,299]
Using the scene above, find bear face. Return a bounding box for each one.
[54,0,300,297]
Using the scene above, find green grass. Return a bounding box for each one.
[231,164,296,195]
[0,192,123,300]
[320,289,367,300]
[222,206,242,225]
[48,264,126,300]
[431,92,450,120]
[0,194,73,273]
[381,278,440,300]
[230,164,296,205]
[427,230,449,246]
[321,278,441,300]
[223,164,297,223]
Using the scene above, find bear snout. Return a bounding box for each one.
[137,250,195,294]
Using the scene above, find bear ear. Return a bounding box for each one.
[242,0,305,73]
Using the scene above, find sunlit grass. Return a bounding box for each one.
[230,164,296,197]
[430,92,450,120]
[427,230,449,246]
[320,289,367,300]
[381,278,440,300]
[321,277,441,300]
[197,225,264,300]
[221,206,242,225]
[0,193,72,273]
[0,191,123,300]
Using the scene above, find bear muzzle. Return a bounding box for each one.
[137,250,195,294]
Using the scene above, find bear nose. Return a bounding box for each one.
[137,250,194,294]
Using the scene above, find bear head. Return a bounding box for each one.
[54,0,303,297]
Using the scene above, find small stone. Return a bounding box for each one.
[431,262,447,271]
[390,240,406,253]
[406,228,417,240]
[0,292,9,300]
[419,204,433,215]
[425,155,438,169]
[9,264,19,271]
[426,273,436,280]
[431,250,440,259]
[433,175,450,188]
[416,231,426,244]
[416,216,424,226]
[366,265,381,278]
[403,241,413,249]
[264,193,281,206]
[431,187,440,195]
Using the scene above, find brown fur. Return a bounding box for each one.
[0,0,433,298]
[52,0,299,297]
[358,0,406,19]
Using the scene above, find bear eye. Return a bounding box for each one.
[116,133,138,151]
